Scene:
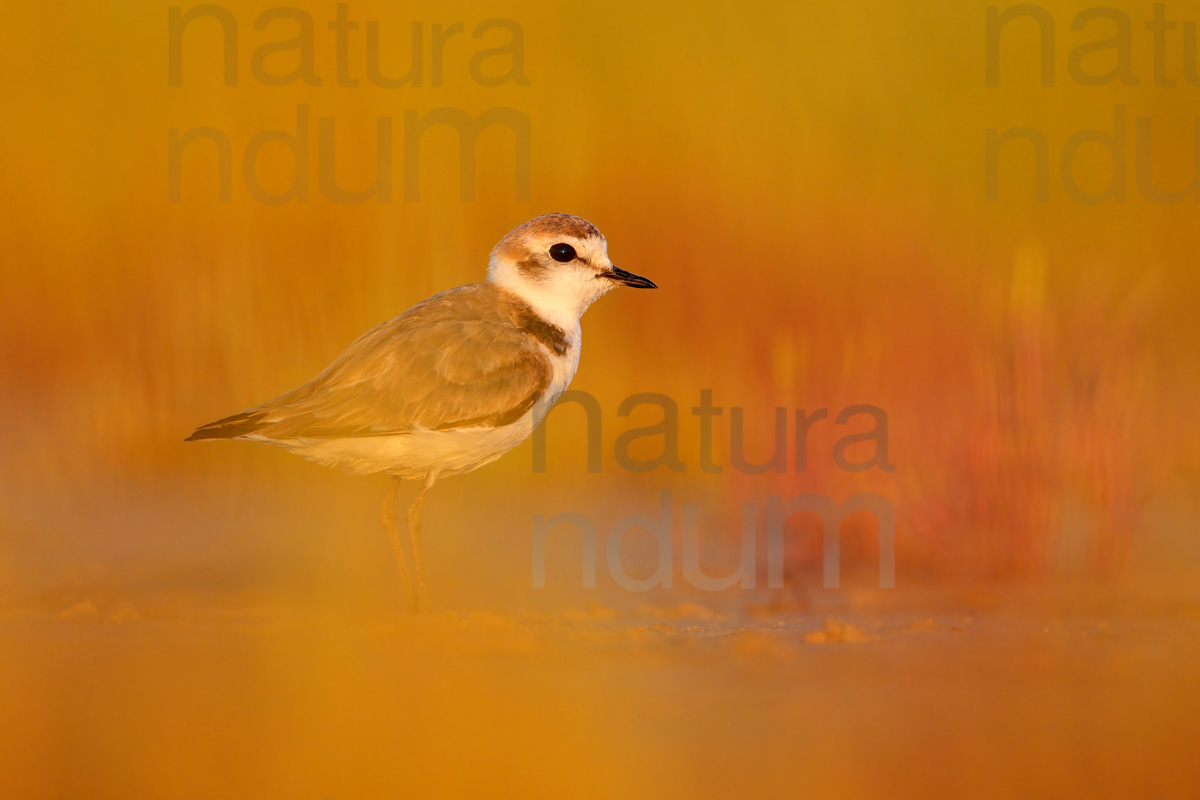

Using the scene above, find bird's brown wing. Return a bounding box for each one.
[188,284,554,440]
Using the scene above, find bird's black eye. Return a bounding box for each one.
[549,243,577,263]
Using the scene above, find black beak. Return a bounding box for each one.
[605,265,658,289]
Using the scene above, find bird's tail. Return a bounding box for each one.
[185,410,270,441]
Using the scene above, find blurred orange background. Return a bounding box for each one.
[2,0,1199,798]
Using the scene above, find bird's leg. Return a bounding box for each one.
[406,472,437,613]
[382,476,417,612]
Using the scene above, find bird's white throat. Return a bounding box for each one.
[487,261,613,335]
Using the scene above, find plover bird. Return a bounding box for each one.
[187,213,656,611]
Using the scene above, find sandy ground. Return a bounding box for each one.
[2,472,1199,799]
[2,598,1199,798]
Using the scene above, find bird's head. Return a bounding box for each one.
[487,213,656,328]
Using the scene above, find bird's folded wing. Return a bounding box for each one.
[245,287,553,439]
